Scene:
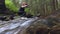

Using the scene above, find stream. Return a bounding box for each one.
[0,17,38,34]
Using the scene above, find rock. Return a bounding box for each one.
[50,25,60,34]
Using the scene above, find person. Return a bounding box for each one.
[18,2,28,17]
[18,2,33,18]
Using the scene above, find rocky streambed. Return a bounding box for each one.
[0,17,38,34]
[0,14,60,34]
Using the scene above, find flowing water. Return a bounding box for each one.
[0,17,38,34]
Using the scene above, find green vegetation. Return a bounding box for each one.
[5,0,19,13]
[5,0,60,16]
[23,0,59,16]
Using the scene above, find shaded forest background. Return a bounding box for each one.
[0,0,60,16]
[19,0,60,16]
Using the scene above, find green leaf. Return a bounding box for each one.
[5,0,19,12]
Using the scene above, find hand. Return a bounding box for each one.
[21,5,28,8]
